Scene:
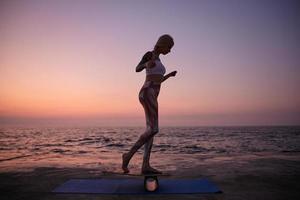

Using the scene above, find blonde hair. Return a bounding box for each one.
[155,34,174,50]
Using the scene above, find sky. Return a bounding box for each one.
[0,0,299,127]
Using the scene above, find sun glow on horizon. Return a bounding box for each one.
[1,0,299,126]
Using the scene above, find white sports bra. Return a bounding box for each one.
[146,59,166,76]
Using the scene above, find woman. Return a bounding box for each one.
[122,34,177,174]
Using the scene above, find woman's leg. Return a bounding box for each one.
[122,87,158,173]
[142,89,159,171]
[122,125,156,173]
[142,128,154,169]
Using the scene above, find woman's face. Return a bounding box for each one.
[160,43,173,55]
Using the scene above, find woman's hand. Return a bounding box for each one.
[161,71,177,83]
[169,70,177,77]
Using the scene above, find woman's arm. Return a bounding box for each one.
[135,51,153,72]
[161,71,177,83]
[136,63,145,72]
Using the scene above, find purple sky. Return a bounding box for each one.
[0,0,299,126]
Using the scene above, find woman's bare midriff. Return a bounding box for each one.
[146,74,164,84]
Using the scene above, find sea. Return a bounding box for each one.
[0,126,299,172]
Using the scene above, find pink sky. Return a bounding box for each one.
[0,0,299,126]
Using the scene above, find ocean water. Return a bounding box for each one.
[0,126,299,172]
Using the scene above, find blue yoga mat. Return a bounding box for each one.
[52,178,222,194]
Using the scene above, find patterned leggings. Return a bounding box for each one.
[138,81,161,166]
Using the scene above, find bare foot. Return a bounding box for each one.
[142,166,162,174]
[122,153,130,174]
